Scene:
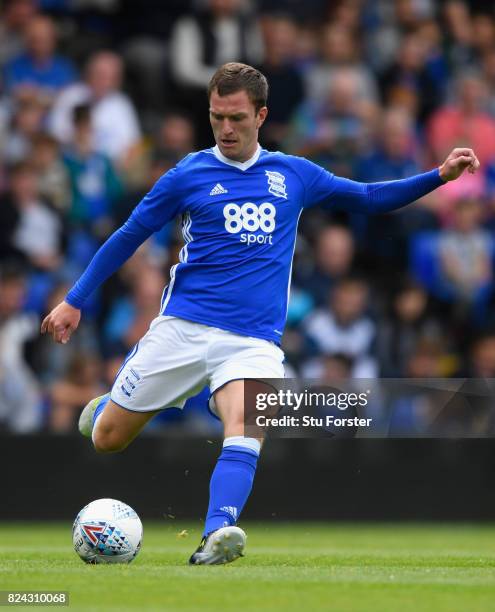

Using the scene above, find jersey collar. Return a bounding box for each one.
[212,143,261,171]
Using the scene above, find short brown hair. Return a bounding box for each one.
[208,62,268,113]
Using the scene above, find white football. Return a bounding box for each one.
[72,498,143,564]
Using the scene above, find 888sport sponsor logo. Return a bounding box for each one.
[223,202,276,245]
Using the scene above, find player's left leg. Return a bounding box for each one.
[189,331,284,565]
[189,379,262,565]
[204,379,264,531]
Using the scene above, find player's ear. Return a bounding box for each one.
[256,106,268,128]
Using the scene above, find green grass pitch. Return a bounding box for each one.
[1,522,495,611]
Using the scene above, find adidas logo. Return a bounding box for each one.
[220,506,238,520]
[209,183,228,196]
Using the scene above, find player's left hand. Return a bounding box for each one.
[438,148,480,181]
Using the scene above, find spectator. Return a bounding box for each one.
[379,31,443,124]
[438,197,493,308]
[416,19,450,104]
[154,111,196,161]
[3,14,76,101]
[48,51,142,166]
[305,23,378,110]
[0,186,21,262]
[442,0,475,70]
[388,340,447,436]
[0,264,42,433]
[8,161,63,271]
[362,0,434,73]
[377,281,445,376]
[117,0,179,115]
[354,106,420,182]
[319,353,353,381]
[295,224,356,307]
[0,0,38,67]
[49,352,105,432]
[288,67,375,176]
[292,24,320,75]
[471,13,495,59]
[427,72,495,166]
[62,103,123,236]
[30,132,70,212]
[480,47,495,117]
[256,14,304,149]
[302,277,377,377]
[468,333,495,377]
[3,94,47,164]
[170,0,262,90]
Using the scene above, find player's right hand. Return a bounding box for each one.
[40,300,81,344]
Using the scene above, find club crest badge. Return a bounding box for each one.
[265,170,287,199]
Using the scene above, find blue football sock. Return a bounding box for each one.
[203,437,260,536]
[92,393,110,428]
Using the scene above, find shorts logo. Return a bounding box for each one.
[120,368,141,397]
[265,170,287,199]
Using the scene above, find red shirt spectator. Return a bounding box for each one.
[427,73,495,166]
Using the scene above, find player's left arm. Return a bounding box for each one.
[329,148,480,214]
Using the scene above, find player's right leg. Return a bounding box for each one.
[91,397,160,453]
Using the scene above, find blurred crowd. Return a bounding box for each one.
[2,0,495,435]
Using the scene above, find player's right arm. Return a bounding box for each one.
[41,161,188,344]
[41,213,153,343]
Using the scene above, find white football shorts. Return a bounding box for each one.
[110,316,285,414]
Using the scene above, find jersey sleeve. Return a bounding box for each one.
[292,157,337,209]
[65,212,153,308]
[295,157,444,213]
[132,162,187,231]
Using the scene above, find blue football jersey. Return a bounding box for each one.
[132,145,338,344]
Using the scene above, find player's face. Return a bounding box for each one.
[209,89,267,162]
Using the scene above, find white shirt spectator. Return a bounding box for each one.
[303,308,378,377]
[170,14,262,89]
[0,314,42,432]
[13,200,61,260]
[48,83,141,161]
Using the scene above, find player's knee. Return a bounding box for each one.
[92,427,128,454]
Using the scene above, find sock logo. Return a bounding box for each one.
[220,506,238,520]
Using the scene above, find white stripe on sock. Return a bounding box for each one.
[223,436,260,455]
